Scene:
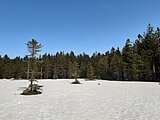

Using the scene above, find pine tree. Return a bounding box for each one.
[77,53,90,78]
[3,55,12,79]
[53,58,58,79]
[96,54,109,79]
[42,54,52,79]
[22,39,43,95]
[55,52,67,78]
[12,57,25,79]
[66,51,77,79]
[137,24,160,81]
[122,39,133,80]
[86,62,95,80]
[155,27,160,80]
[0,55,3,78]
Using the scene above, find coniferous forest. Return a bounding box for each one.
[0,24,160,81]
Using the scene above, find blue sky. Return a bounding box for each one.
[0,0,160,58]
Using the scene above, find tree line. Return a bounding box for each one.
[0,24,159,81]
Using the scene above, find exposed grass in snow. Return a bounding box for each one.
[0,79,160,120]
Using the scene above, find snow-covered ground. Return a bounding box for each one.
[0,79,160,120]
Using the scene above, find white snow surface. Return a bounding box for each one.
[0,79,160,120]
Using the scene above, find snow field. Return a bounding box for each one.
[0,79,160,120]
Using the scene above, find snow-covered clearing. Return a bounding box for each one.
[0,79,160,120]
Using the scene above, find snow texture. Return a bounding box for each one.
[0,79,160,120]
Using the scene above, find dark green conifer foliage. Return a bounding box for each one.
[0,24,160,81]
[0,55,3,78]
[3,55,12,79]
[86,62,95,80]
[42,54,52,79]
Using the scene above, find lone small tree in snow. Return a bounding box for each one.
[71,62,81,84]
[21,39,43,95]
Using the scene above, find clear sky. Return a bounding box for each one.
[0,0,160,58]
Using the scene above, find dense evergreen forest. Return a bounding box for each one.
[0,24,160,81]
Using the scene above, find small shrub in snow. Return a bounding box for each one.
[21,83,43,95]
[71,79,81,84]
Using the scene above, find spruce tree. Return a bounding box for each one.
[0,56,3,78]
[86,62,95,80]
[21,39,43,95]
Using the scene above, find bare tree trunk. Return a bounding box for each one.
[27,61,30,79]
[30,57,34,92]
[40,65,43,79]
[153,64,156,81]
